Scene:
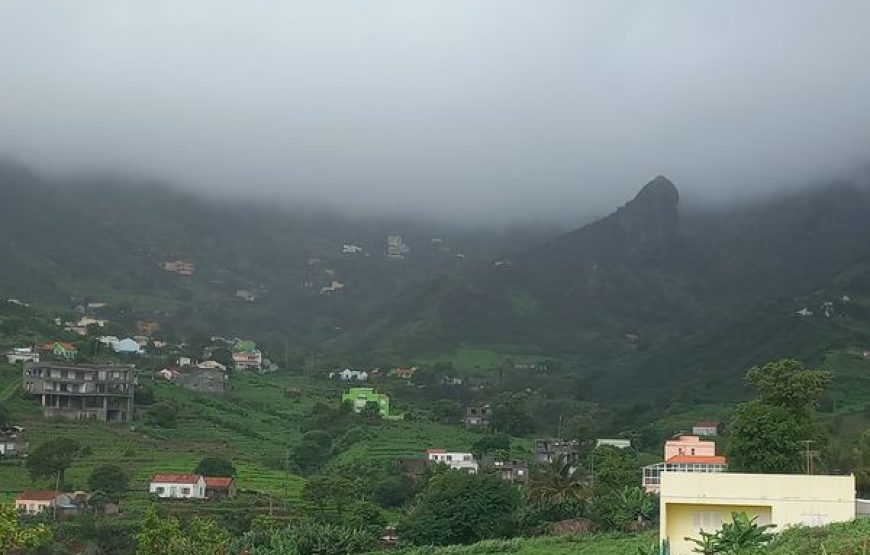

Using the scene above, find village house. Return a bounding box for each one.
[40,342,78,360]
[161,260,195,275]
[23,362,136,422]
[692,420,722,437]
[204,476,237,499]
[15,491,79,515]
[114,338,143,354]
[149,474,207,499]
[333,368,368,382]
[232,341,262,371]
[660,473,856,555]
[0,426,28,456]
[197,360,227,371]
[534,438,581,465]
[596,438,632,449]
[319,280,345,294]
[5,347,39,364]
[179,367,228,394]
[390,367,417,380]
[158,368,181,381]
[98,336,120,350]
[487,458,529,483]
[235,289,257,302]
[464,404,491,430]
[426,449,479,473]
[642,434,727,493]
[342,387,390,417]
[342,244,364,254]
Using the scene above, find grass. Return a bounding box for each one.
[374,532,657,554]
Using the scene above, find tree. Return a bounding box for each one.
[398,470,520,546]
[0,402,9,428]
[591,445,640,495]
[137,505,230,555]
[194,457,236,477]
[345,501,386,536]
[527,454,587,503]
[291,430,333,474]
[302,475,360,520]
[372,476,414,508]
[0,503,52,552]
[26,438,81,485]
[88,464,129,498]
[728,401,805,473]
[360,401,382,425]
[590,486,657,531]
[431,399,463,423]
[491,392,534,436]
[745,359,832,413]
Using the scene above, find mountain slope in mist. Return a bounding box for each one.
[2,161,870,402]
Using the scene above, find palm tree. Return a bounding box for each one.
[527,454,588,503]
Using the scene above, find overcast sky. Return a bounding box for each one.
[1,1,869,222]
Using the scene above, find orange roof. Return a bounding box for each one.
[426,448,446,454]
[16,490,59,501]
[666,455,727,465]
[151,473,203,484]
[204,476,234,488]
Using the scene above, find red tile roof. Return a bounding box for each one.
[426,448,446,454]
[16,490,59,501]
[666,455,727,465]
[204,476,234,488]
[694,421,720,427]
[151,473,203,484]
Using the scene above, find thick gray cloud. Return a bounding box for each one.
[1,1,869,222]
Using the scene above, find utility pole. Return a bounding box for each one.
[801,440,818,475]
[53,469,60,521]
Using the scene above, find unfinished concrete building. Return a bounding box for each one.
[23,362,136,422]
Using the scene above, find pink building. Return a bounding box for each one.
[643,435,727,493]
[664,435,716,459]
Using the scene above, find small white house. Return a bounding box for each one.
[596,438,632,449]
[98,336,120,349]
[337,369,368,382]
[149,474,207,499]
[426,449,479,473]
[5,347,39,364]
[114,338,142,354]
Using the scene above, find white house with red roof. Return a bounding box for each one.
[149,474,207,499]
[642,434,727,493]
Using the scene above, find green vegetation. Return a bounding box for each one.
[729,360,831,473]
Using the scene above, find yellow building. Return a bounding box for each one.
[660,472,856,555]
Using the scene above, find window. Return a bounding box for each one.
[182,487,191,495]
[692,511,724,531]
[155,487,165,494]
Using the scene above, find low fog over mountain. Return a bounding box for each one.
[2,1,870,222]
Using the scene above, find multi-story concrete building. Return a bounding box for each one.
[22,362,136,422]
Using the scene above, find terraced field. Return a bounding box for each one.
[0,362,489,513]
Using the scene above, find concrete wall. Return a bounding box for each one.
[660,473,855,555]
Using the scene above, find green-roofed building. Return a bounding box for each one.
[341,387,390,417]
